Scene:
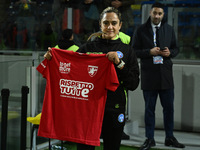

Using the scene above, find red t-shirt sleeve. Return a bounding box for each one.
[106,62,119,92]
[36,58,48,78]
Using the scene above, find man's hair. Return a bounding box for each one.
[151,2,164,10]
[62,29,73,40]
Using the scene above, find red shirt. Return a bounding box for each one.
[37,48,119,146]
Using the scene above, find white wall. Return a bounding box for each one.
[128,64,200,132]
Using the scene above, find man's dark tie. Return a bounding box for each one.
[155,26,160,47]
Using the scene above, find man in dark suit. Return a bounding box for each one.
[132,2,185,150]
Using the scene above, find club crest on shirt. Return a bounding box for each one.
[88,65,98,77]
[59,62,71,74]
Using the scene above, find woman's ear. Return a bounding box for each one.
[70,34,74,41]
[119,22,122,30]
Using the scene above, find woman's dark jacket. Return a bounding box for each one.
[132,17,179,90]
[78,37,139,112]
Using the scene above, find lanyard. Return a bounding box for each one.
[153,31,157,47]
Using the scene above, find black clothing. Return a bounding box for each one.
[77,37,139,150]
[101,111,124,150]
[133,15,185,149]
[77,144,95,150]
[143,89,174,138]
[155,26,160,47]
[132,17,179,90]
[165,137,185,148]
[139,138,156,150]
[78,37,139,112]
[57,39,75,50]
[62,29,73,40]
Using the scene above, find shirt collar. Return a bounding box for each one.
[114,34,120,40]
[151,22,161,28]
[151,22,161,33]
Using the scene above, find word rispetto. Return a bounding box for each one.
[60,79,94,98]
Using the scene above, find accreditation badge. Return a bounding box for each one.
[153,56,163,64]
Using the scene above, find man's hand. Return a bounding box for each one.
[150,47,160,56]
[159,47,170,57]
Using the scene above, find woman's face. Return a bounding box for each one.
[100,12,122,40]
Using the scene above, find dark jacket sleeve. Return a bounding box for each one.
[169,27,179,58]
[117,47,140,91]
[132,25,153,59]
[77,43,88,53]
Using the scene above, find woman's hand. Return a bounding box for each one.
[106,52,120,65]
[44,47,52,60]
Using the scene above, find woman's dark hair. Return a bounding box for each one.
[99,7,122,23]
[88,7,121,41]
